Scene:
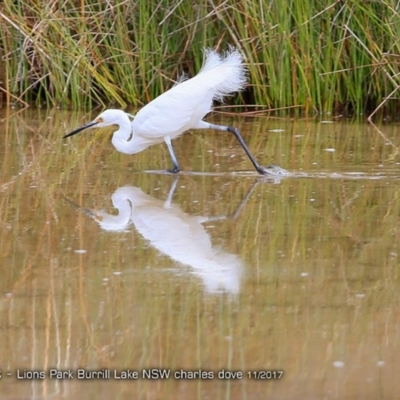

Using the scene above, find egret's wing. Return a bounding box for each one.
[132,83,212,139]
[132,47,245,140]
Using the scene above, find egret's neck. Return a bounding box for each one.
[111,114,136,155]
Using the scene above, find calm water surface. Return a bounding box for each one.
[0,108,400,399]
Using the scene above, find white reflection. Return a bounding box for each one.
[71,180,244,294]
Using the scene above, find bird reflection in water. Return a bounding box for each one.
[65,179,259,295]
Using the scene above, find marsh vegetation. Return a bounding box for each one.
[1,0,400,117]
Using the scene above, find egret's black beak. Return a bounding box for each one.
[63,120,99,139]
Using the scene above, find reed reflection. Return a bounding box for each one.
[65,178,252,295]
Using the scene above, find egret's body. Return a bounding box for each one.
[65,48,270,174]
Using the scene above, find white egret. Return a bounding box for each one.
[66,181,242,294]
[64,47,270,174]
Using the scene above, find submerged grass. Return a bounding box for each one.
[1,0,400,116]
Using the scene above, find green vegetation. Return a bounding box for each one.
[1,0,400,116]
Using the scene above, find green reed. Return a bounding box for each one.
[1,0,400,116]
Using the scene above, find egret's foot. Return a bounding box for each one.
[259,164,290,176]
[167,166,180,174]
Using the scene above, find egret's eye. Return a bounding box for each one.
[96,117,104,123]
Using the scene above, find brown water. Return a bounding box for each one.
[1,108,400,399]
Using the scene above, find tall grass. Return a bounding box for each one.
[1,0,400,116]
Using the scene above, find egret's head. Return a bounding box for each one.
[64,109,131,139]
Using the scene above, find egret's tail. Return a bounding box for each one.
[198,47,247,101]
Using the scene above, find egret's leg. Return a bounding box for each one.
[164,176,179,208]
[207,123,269,175]
[164,136,180,173]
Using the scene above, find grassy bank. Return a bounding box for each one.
[1,0,400,116]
